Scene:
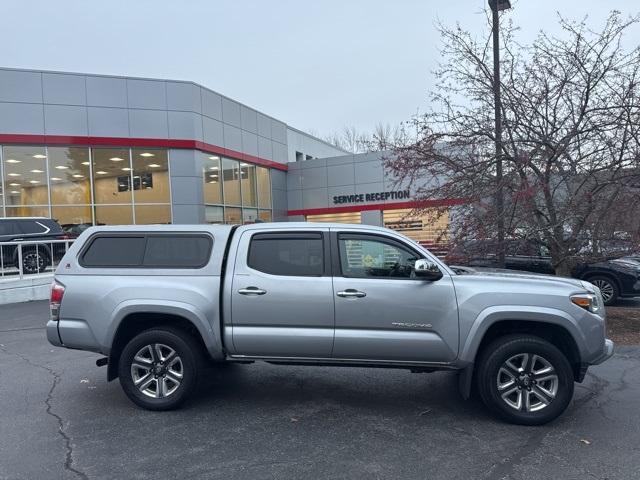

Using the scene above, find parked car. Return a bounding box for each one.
[47,223,613,425]
[0,217,68,274]
[445,239,640,305]
[60,223,93,238]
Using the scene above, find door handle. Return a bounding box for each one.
[238,287,267,296]
[337,289,366,298]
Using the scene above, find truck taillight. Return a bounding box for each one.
[50,281,65,321]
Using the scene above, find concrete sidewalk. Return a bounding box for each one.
[0,274,52,305]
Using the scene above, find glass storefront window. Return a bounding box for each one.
[6,206,50,218]
[134,205,171,224]
[94,205,133,225]
[224,206,242,224]
[222,158,240,206]
[205,206,224,224]
[256,167,271,209]
[92,148,132,204]
[383,208,449,246]
[306,212,362,224]
[3,146,48,208]
[1,145,273,227]
[48,147,91,205]
[131,148,170,205]
[52,205,92,229]
[258,210,272,222]
[242,208,258,223]
[240,163,257,207]
[203,154,222,204]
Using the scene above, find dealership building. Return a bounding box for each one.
[0,67,450,250]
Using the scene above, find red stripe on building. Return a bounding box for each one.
[0,134,288,171]
[288,198,465,216]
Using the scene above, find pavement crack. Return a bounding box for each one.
[0,345,89,480]
[483,428,549,480]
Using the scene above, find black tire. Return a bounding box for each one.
[585,275,619,306]
[476,335,574,425]
[20,248,50,274]
[118,328,200,411]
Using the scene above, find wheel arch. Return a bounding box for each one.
[106,304,223,381]
[580,272,621,297]
[458,307,586,399]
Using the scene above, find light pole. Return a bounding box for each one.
[489,0,511,268]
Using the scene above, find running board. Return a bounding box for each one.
[228,355,456,371]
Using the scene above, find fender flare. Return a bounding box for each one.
[106,299,224,360]
[457,305,587,399]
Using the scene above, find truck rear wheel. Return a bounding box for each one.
[118,328,199,410]
[476,335,574,425]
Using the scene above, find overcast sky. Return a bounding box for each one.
[2,1,639,137]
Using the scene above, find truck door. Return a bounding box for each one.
[229,229,335,358]
[331,230,459,363]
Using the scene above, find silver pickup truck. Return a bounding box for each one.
[47,223,613,425]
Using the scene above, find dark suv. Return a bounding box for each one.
[446,239,640,305]
[0,218,68,274]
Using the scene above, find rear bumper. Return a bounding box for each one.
[46,318,102,353]
[46,320,62,346]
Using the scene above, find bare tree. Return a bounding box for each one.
[387,11,640,275]
[323,123,415,153]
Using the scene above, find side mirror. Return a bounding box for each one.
[414,259,443,281]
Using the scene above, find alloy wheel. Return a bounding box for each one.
[22,252,45,274]
[591,279,614,304]
[130,343,184,398]
[496,353,558,412]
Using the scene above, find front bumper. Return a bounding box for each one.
[591,338,615,365]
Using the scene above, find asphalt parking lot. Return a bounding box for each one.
[1,301,639,480]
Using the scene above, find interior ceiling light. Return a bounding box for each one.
[147,164,160,168]
[72,174,84,178]
[30,169,44,173]
[10,190,19,194]
[9,183,20,186]
[208,180,217,184]
[7,173,21,177]
[96,171,108,175]
[209,156,220,160]
[50,177,62,181]
[5,159,20,164]
[29,180,40,184]
[55,165,69,170]
[32,154,47,159]
[81,161,90,165]
[110,157,124,162]
[139,152,155,157]
[209,166,219,170]
[121,167,132,171]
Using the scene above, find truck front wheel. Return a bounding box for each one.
[118,328,199,410]
[476,335,574,425]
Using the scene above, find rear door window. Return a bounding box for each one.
[248,232,324,276]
